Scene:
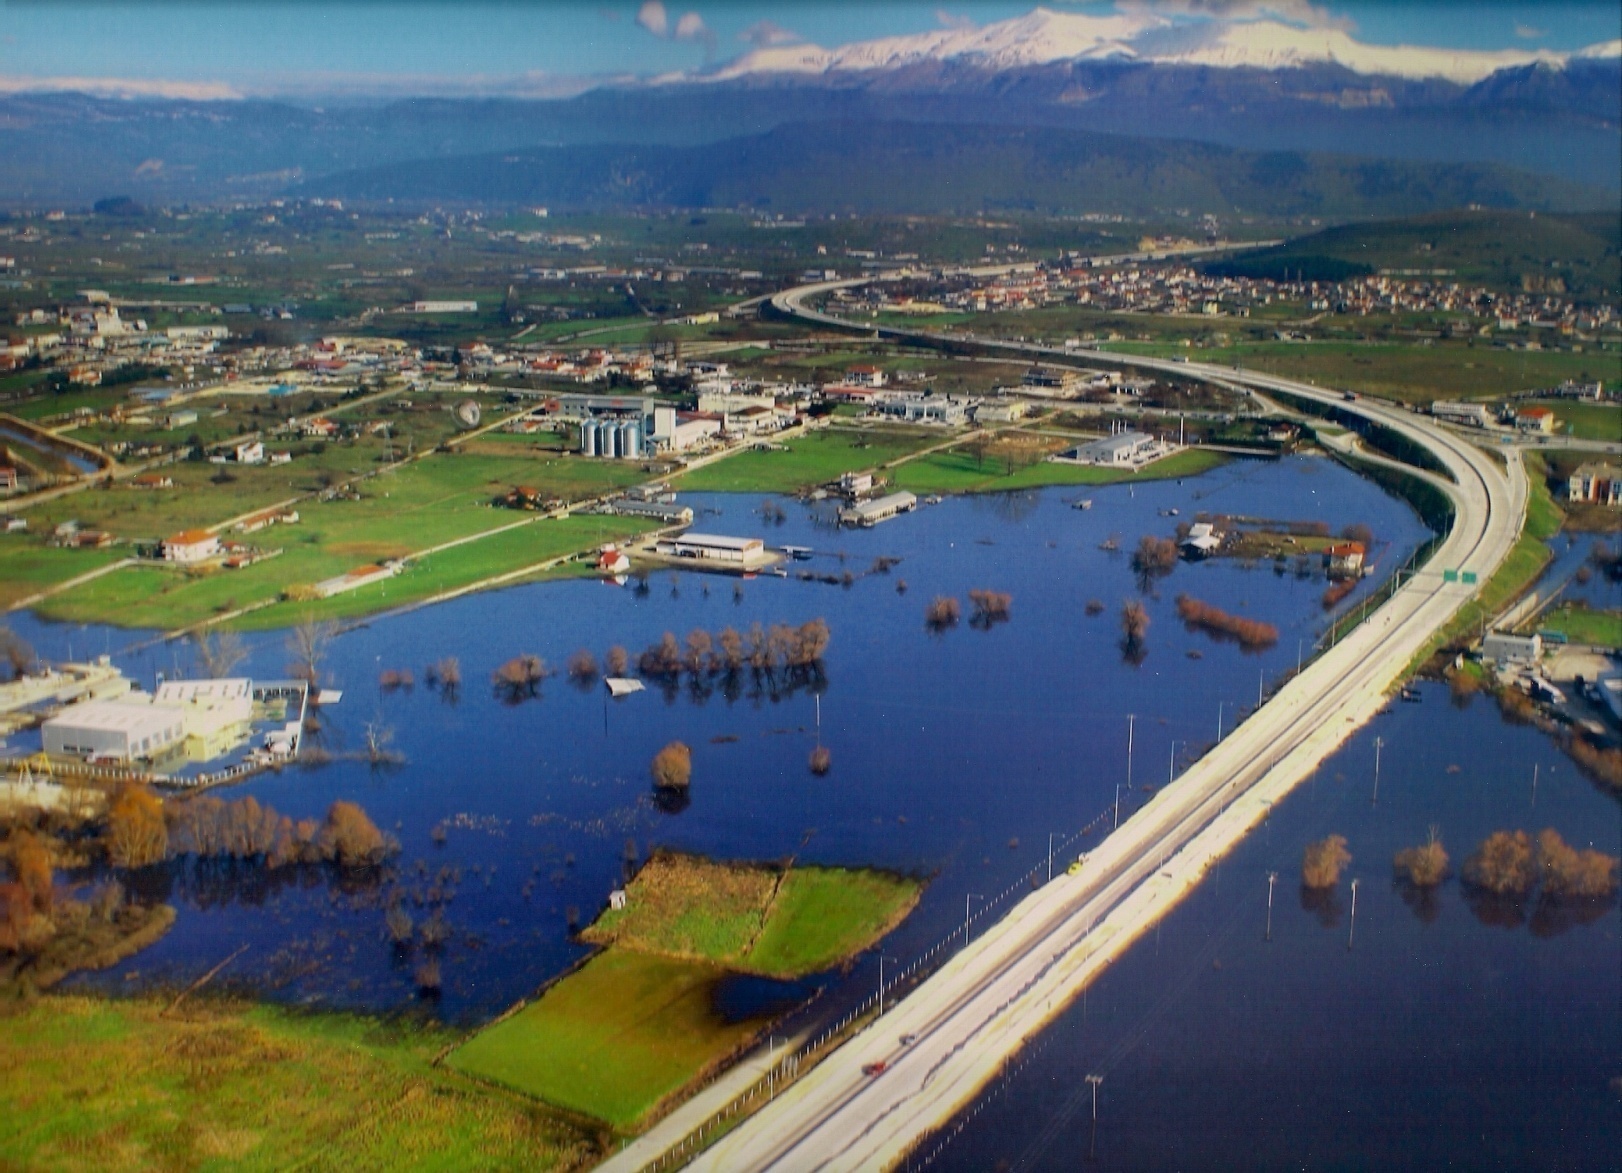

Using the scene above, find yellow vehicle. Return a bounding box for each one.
[1066,855,1087,877]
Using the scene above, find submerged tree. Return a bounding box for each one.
[1131,535,1179,590]
[493,655,547,700]
[1394,827,1450,888]
[287,619,337,686]
[925,596,961,631]
[1463,831,1535,896]
[193,628,248,678]
[809,746,832,776]
[651,741,692,791]
[1302,835,1351,889]
[105,782,168,869]
[968,589,1013,628]
[567,649,599,685]
[605,645,630,677]
[1535,829,1619,899]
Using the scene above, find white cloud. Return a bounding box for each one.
[636,1,669,39]
[1514,22,1545,41]
[935,9,978,32]
[674,12,707,41]
[739,20,800,48]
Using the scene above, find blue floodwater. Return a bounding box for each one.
[7,454,1435,1025]
[918,682,1621,1172]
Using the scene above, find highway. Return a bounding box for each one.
[666,282,1527,1171]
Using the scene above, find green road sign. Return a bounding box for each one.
[1461,571,1477,585]
[1443,569,1458,582]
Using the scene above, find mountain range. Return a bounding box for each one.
[0,7,1616,209]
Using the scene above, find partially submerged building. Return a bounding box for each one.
[839,491,918,527]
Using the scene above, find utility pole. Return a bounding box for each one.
[1297,638,1304,675]
[1169,740,1183,786]
[1347,878,1359,950]
[878,955,895,1016]
[768,1035,781,1102]
[1216,700,1226,742]
[1126,714,1135,792]
[1048,833,1056,883]
[1085,1074,1103,1120]
[1531,762,1539,809]
[1114,780,1122,830]
[965,893,983,947]
[1372,737,1384,805]
[1265,871,1278,941]
[1258,666,1265,707]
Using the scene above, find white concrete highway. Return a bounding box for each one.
[656,282,1528,1172]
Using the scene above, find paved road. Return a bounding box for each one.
[674,285,1525,1172]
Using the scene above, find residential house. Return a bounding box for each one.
[1324,541,1366,579]
[1567,462,1622,506]
[163,529,220,563]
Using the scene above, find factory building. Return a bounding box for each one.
[654,533,767,565]
[42,698,186,762]
[839,491,918,527]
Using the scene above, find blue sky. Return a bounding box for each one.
[1,2,1617,94]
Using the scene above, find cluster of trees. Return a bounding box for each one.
[0,831,55,952]
[1174,595,1279,651]
[967,590,1012,626]
[492,655,547,700]
[567,650,598,683]
[103,784,397,871]
[379,668,414,691]
[1302,835,1352,889]
[1567,734,1622,792]
[1321,578,1357,611]
[651,742,692,792]
[0,625,34,682]
[638,620,831,679]
[1463,829,1618,900]
[425,657,462,694]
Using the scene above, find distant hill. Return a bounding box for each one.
[0,50,1616,207]
[301,121,1604,221]
[1204,209,1622,302]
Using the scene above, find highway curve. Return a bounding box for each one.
[666,280,1526,1172]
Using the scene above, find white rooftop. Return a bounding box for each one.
[44,697,181,735]
[156,677,251,704]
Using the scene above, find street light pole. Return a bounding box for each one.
[878,954,896,1016]
[1216,700,1226,742]
[1372,737,1384,805]
[1085,1074,1103,1120]
[1126,713,1135,792]
[1347,878,1360,950]
[1048,832,1055,883]
[1265,870,1277,941]
[1168,740,1183,786]
[965,893,983,947]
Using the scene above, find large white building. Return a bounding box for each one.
[1064,431,1166,468]
[42,698,186,761]
[654,533,766,565]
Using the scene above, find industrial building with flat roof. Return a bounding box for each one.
[839,490,918,527]
[654,533,767,565]
[42,698,186,761]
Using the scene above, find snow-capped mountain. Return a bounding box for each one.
[710,7,1616,86]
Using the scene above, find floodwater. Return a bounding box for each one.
[9,453,1431,1024]
[917,682,1621,1172]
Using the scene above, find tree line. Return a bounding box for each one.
[1175,595,1279,651]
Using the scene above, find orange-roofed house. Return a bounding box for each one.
[163,529,220,563]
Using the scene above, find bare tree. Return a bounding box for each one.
[287,618,337,685]
[194,628,248,678]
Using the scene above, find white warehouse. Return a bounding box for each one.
[42,698,186,762]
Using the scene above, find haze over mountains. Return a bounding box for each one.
[0,6,1616,209]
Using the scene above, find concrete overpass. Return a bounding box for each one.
[617,280,1526,1172]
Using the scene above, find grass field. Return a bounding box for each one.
[19,448,652,629]
[677,426,940,494]
[0,542,125,609]
[446,950,761,1133]
[1538,400,1622,442]
[744,867,924,978]
[581,854,922,978]
[891,445,1227,495]
[1540,604,1622,648]
[0,994,593,1172]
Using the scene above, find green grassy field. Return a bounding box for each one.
[581,854,923,978]
[891,445,1226,495]
[744,867,923,978]
[1540,604,1622,648]
[677,426,940,494]
[0,994,593,1172]
[0,541,125,609]
[446,951,761,1133]
[15,447,651,629]
[36,512,658,631]
[1539,401,1621,442]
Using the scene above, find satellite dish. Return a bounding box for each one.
[454,400,481,429]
